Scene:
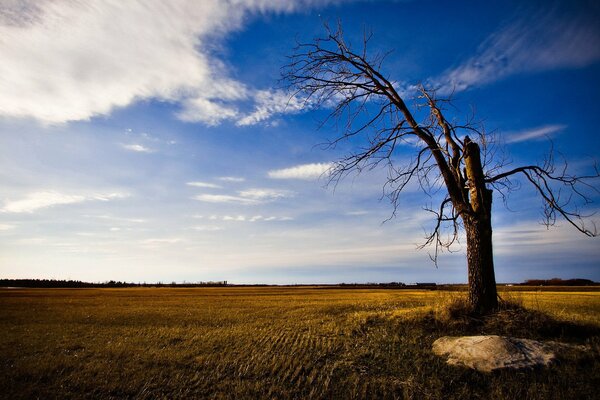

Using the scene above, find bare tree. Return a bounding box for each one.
[283,25,599,314]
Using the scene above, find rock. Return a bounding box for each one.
[432,335,556,372]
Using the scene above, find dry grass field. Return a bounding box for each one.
[1,287,599,399]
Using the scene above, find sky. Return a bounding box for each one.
[0,0,599,284]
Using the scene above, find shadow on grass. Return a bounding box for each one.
[331,301,600,400]
[429,297,600,342]
[331,299,600,399]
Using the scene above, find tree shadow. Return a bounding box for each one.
[431,297,600,343]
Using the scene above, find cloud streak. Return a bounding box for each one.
[237,188,294,200]
[504,124,567,144]
[193,194,259,205]
[0,0,340,125]
[268,162,333,180]
[186,181,222,189]
[1,191,127,213]
[193,188,294,205]
[121,143,154,153]
[194,214,293,222]
[236,90,307,126]
[218,176,245,182]
[435,10,600,93]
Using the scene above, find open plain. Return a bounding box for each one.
[1,287,599,399]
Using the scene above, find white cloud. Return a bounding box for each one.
[186,181,222,189]
[89,214,146,223]
[493,220,597,257]
[121,143,154,153]
[268,162,333,180]
[261,216,294,222]
[237,188,294,200]
[140,238,184,246]
[236,89,307,126]
[223,215,246,221]
[192,214,290,222]
[193,194,259,205]
[193,188,294,205]
[1,191,127,213]
[218,176,245,182]
[220,214,292,222]
[0,223,16,230]
[177,96,241,126]
[346,210,369,216]
[93,193,128,201]
[192,225,223,231]
[505,124,567,144]
[2,192,84,213]
[435,11,600,93]
[0,1,340,125]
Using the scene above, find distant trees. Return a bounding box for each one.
[520,278,597,287]
[0,279,101,288]
[284,24,599,314]
[0,279,229,288]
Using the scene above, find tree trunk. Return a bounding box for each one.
[464,210,498,314]
[463,138,498,314]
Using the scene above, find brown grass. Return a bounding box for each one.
[0,287,598,399]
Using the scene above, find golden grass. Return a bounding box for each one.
[500,290,600,326]
[1,287,598,399]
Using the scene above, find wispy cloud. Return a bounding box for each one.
[186,181,222,189]
[140,238,184,246]
[346,210,369,216]
[87,214,146,223]
[194,194,258,205]
[218,176,245,182]
[505,124,567,144]
[268,162,333,180]
[493,220,598,257]
[123,129,177,149]
[1,191,127,213]
[193,214,292,222]
[236,89,307,126]
[0,223,16,230]
[192,225,223,232]
[435,10,600,93]
[223,215,293,222]
[0,1,338,125]
[121,143,154,153]
[237,188,294,200]
[193,188,294,205]
[223,215,247,221]
[177,92,242,126]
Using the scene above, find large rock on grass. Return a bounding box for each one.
[432,335,556,372]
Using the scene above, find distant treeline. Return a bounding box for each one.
[336,282,438,289]
[0,279,228,288]
[519,278,598,286]
[0,280,435,289]
[2,278,597,289]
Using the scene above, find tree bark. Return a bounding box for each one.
[464,212,498,313]
[463,138,498,313]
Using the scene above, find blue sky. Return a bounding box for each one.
[0,0,599,284]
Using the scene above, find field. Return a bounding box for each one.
[1,287,599,399]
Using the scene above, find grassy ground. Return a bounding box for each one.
[0,287,598,399]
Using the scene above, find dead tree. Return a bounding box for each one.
[284,25,599,314]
